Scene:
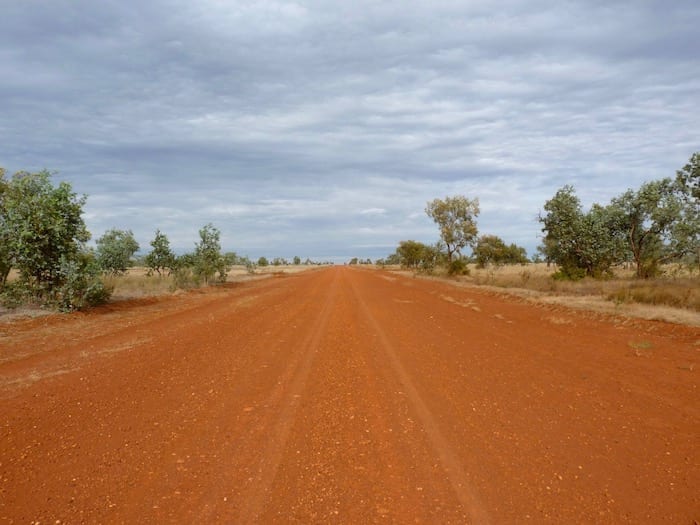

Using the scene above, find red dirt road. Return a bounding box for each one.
[1,267,698,523]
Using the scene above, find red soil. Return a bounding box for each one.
[0,267,698,523]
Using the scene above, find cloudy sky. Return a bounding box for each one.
[1,1,698,261]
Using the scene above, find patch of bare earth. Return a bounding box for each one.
[0,267,698,523]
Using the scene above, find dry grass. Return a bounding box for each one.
[3,265,319,307]
[109,265,317,300]
[391,262,700,326]
[105,270,174,300]
[460,263,700,311]
[606,279,700,311]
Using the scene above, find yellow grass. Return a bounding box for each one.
[462,263,699,311]
[389,262,700,326]
[109,265,317,299]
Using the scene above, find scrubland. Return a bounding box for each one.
[387,262,700,326]
[107,265,316,300]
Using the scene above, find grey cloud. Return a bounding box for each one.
[1,1,698,261]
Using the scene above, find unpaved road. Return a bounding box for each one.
[1,267,698,523]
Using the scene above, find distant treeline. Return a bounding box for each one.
[379,153,699,279]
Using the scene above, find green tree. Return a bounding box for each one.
[55,250,112,311]
[612,177,699,278]
[95,228,140,276]
[394,240,442,271]
[193,223,228,285]
[474,235,506,268]
[675,152,700,268]
[474,235,529,268]
[385,252,401,265]
[293,255,301,265]
[425,195,479,263]
[0,169,110,309]
[675,152,700,202]
[396,240,428,269]
[538,185,581,272]
[144,229,176,276]
[3,170,89,290]
[257,256,269,267]
[0,169,11,286]
[539,186,625,278]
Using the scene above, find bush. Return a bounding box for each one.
[0,253,112,311]
[0,282,34,309]
[53,254,112,311]
[170,265,200,291]
[552,265,587,281]
[448,258,470,276]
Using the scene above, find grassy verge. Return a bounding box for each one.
[459,263,700,311]
[108,265,317,300]
[382,262,699,326]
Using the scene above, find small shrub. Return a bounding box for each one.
[171,266,200,291]
[552,265,587,281]
[53,255,112,311]
[448,259,469,276]
[0,282,33,309]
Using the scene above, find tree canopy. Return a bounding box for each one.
[0,169,109,310]
[3,170,90,288]
[474,235,529,268]
[95,228,140,276]
[425,195,479,263]
[612,177,698,277]
[540,153,699,278]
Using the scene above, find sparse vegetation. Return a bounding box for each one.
[464,263,700,312]
[381,154,698,315]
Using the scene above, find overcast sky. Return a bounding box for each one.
[1,1,698,261]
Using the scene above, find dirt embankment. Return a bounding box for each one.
[1,267,698,523]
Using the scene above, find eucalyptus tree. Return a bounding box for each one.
[0,169,110,309]
[539,186,626,278]
[2,170,89,289]
[144,229,176,276]
[425,195,480,264]
[193,223,228,284]
[612,176,699,278]
[95,229,140,276]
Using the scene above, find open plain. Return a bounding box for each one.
[1,267,698,523]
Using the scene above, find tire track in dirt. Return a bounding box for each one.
[1,270,334,523]
[233,270,340,524]
[347,273,491,524]
[113,270,336,522]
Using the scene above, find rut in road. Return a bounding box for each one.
[234,270,340,523]
[348,275,491,525]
